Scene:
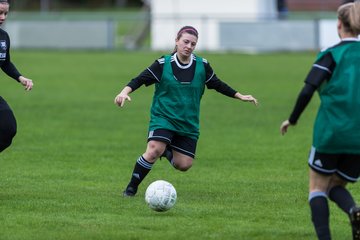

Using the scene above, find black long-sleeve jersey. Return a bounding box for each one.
[288,41,348,124]
[126,53,237,98]
[0,28,21,82]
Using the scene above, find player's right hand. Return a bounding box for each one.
[280,120,291,135]
[19,76,33,91]
[114,93,131,107]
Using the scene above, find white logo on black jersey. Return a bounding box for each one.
[0,40,6,51]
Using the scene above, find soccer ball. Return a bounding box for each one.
[145,180,177,212]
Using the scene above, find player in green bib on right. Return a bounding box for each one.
[281,2,360,240]
[114,26,258,198]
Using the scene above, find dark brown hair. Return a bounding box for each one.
[176,26,199,40]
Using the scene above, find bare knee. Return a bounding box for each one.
[175,163,192,171]
[173,156,193,171]
[143,141,166,162]
[327,174,348,191]
[309,169,333,193]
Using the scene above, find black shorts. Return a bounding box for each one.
[0,96,17,139]
[0,96,11,111]
[148,129,197,158]
[308,146,360,182]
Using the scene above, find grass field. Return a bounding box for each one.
[0,50,357,239]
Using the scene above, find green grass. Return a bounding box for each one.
[0,50,356,239]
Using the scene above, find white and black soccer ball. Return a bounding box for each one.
[145,180,177,212]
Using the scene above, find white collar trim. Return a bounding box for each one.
[173,53,193,69]
[341,37,359,41]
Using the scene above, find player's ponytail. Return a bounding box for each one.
[338,1,360,35]
[349,1,360,35]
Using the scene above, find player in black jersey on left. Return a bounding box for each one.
[0,0,33,153]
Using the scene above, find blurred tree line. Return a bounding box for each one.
[9,0,143,11]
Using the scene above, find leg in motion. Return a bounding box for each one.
[167,134,196,171]
[123,140,166,197]
[0,98,17,153]
[160,145,173,163]
[328,175,354,214]
[328,181,360,239]
[171,151,193,171]
[327,154,360,239]
[309,169,332,240]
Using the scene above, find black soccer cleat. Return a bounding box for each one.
[123,186,137,197]
[350,206,360,240]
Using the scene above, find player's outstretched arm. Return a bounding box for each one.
[234,92,258,106]
[114,86,132,107]
[18,76,33,91]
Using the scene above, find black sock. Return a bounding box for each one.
[309,192,331,240]
[127,156,153,189]
[328,185,355,215]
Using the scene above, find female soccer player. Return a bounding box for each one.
[0,0,33,153]
[114,26,258,197]
[280,2,360,239]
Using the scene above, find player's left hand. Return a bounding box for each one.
[19,76,33,91]
[235,92,258,106]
